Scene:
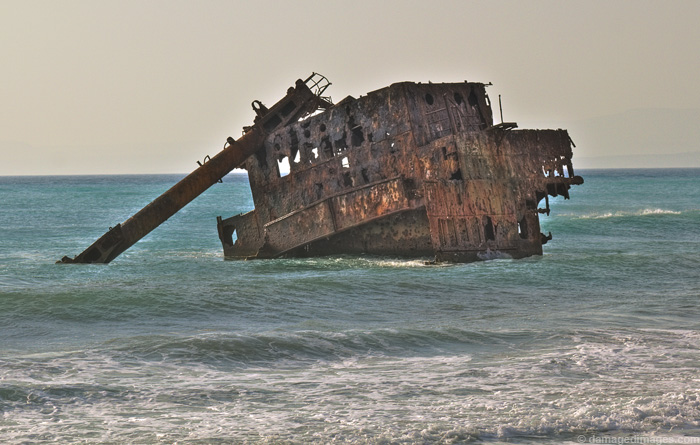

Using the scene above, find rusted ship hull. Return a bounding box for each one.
[60,74,581,264]
[217,81,582,261]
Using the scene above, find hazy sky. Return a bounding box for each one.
[2,0,699,175]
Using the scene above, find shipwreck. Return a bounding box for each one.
[60,73,583,264]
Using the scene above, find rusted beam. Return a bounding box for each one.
[59,75,329,263]
[58,128,266,264]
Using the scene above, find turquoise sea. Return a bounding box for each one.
[1,169,699,443]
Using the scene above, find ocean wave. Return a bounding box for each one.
[3,336,699,443]
[101,327,507,367]
[573,208,685,220]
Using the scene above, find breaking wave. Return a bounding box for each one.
[572,208,685,219]
[3,327,700,443]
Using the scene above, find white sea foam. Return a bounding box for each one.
[362,258,436,268]
[2,328,699,443]
[574,208,684,220]
[477,249,513,260]
[314,255,440,269]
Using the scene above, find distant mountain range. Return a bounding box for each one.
[563,108,700,169]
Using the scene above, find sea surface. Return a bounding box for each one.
[1,169,699,444]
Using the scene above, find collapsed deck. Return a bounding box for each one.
[218,80,583,262]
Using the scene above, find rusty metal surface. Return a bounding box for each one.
[220,79,582,262]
